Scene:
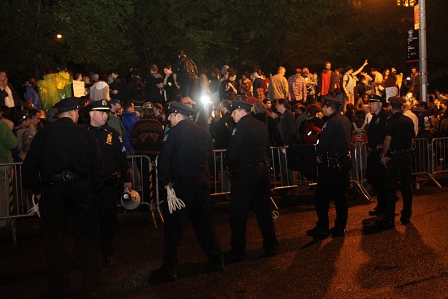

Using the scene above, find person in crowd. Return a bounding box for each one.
[120,101,138,155]
[293,103,307,131]
[131,102,164,203]
[22,97,104,299]
[90,72,111,102]
[252,101,282,147]
[306,96,351,239]
[219,68,237,101]
[302,67,318,105]
[344,103,356,123]
[108,70,127,101]
[162,64,178,104]
[343,60,368,108]
[25,76,42,110]
[173,50,199,102]
[409,66,421,101]
[376,96,414,229]
[298,104,324,143]
[250,68,265,101]
[370,67,384,97]
[14,111,32,161]
[0,106,14,129]
[153,102,166,126]
[145,64,163,103]
[86,100,132,268]
[0,71,22,121]
[288,68,307,104]
[0,112,17,228]
[317,61,336,102]
[107,98,126,138]
[365,94,391,216]
[209,68,221,95]
[224,100,278,263]
[149,102,223,283]
[403,101,418,137]
[268,66,289,101]
[214,100,234,150]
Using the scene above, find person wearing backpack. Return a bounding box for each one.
[173,50,199,103]
[298,104,324,145]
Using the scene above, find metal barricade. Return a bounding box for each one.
[0,162,36,244]
[431,137,448,177]
[125,155,163,227]
[350,142,371,200]
[211,149,231,196]
[269,146,298,192]
[412,138,441,189]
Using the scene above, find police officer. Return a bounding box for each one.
[225,100,278,263]
[376,96,414,229]
[22,97,104,299]
[306,96,351,239]
[149,102,222,283]
[366,94,391,216]
[86,100,132,268]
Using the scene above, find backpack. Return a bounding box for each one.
[184,58,198,78]
[351,122,368,144]
[132,79,145,105]
[303,119,322,145]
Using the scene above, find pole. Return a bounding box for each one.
[419,0,427,102]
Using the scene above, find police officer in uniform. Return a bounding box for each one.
[376,96,414,229]
[86,100,132,268]
[366,94,391,216]
[149,102,223,283]
[225,100,278,263]
[22,97,104,299]
[306,96,352,239]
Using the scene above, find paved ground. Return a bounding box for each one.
[1,175,448,299]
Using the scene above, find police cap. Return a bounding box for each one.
[388,96,406,106]
[109,98,121,105]
[86,100,110,112]
[230,100,252,111]
[369,94,386,104]
[322,96,342,107]
[54,97,80,113]
[167,102,195,116]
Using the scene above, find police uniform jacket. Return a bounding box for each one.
[88,124,130,181]
[367,108,391,149]
[226,114,269,167]
[22,117,104,196]
[316,111,351,157]
[158,119,213,187]
[385,111,414,150]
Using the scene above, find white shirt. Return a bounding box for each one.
[1,85,15,108]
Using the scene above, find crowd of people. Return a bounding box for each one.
[2,54,448,298]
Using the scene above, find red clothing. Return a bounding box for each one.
[321,71,331,95]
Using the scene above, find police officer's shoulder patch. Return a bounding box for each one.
[232,128,237,135]
[106,133,113,145]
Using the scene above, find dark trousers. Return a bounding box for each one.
[179,76,199,102]
[314,164,350,230]
[40,178,102,297]
[161,175,221,273]
[98,184,118,257]
[229,165,277,256]
[366,150,387,211]
[383,153,413,221]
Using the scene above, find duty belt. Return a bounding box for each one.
[391,149,413,155]
[42,171,86,183]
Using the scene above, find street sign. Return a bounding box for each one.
[407,29,419,63]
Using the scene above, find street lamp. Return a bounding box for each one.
[56,34,62,40]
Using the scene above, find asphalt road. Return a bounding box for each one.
[1,176,448,299]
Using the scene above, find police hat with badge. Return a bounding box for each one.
[369,94,386,105]
[322,95,342,109]
[388,96,406,109]
[230,100,252,111]
[167,102,195,116]
[86,100,110,112]
[54,97,81,113]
